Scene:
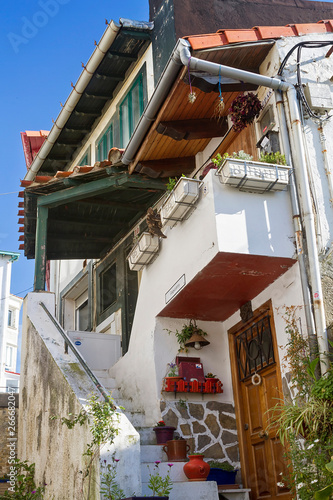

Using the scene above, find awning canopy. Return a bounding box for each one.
[22,165,166,261]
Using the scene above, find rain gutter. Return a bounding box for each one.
[24,20,121,182]
[122,37,329,373]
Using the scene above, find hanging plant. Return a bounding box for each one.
[229,92,262,132]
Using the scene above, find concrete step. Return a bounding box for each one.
[142,480,219,499]
[137,426,156,445]
[218,488,251,500]
[141,461,188,483]
[92,370,117,390]
[140,444,168,462]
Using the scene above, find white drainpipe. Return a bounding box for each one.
[123,37,329,373]
[24,20,121,182]
[285,87,329,374]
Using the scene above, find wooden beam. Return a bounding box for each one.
[76,197,148,211]
[107,51,137,61]
[135,156,196,177]
[156,119,228,141]
[84,92,113,100]
[129,66,188,174]
[34,205,48,291]
[96,73,124,82]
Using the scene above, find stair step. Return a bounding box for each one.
[218,488,251,500]
[141,461,188,483]
[140,445,168,462]
[142,480,220,499]
[137,427,156,445]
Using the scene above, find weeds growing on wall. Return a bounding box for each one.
[0,460,45,499]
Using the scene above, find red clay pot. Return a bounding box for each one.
[163,439,190,461]
[183,454,210,481]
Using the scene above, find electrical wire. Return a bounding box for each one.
[278,40,333,123]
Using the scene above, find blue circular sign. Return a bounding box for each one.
[74,341,82,346]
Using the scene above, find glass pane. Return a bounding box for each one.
[121,96,130,147]
[100,263,117,313]
[131,80,142,132]
[76,300,89,331]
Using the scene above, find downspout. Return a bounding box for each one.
[275,90,317,354]
[122,37,329,373]
[285,87,329,374]
[24,20,121,182]
[318,121,333,204]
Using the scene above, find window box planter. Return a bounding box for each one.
[163,378,223,394]
[207,468,237,485]
[160,177,202,227]
[217,158,290,193]
[127,232,159,271]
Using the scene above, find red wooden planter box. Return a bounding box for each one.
[163,377,223,394]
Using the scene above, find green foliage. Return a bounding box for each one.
[147,462,173,497]
[272,306,333,499]
[0,461,45,499]
[259,151,287,165]
[166,177,178,192]
[315,459,333,500]
[100,458,125,500]
[208,461,236,471]
[211,150,253,168]
[166,320,208,352]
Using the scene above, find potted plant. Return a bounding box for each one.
[153,420,176,445]
[206,461,238,485]
[127,232,160,271]
[166,320,208,352]
[121,461,173,499]
[183,453,210,481]
[159,175,202,228]
[214,150,290,193]
[163,362,183,392]
[229,92,262,132]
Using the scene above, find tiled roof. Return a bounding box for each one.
[20,130,49,170]
[186,20,333,50]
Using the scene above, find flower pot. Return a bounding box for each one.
[163,376,183,392]
[206,468,237,485]
[127,232,159,271]
[159,177,201,227]
[153,426,176,445]
[183,454,210,481]
[218,158,290,193]
[163,439,190,461]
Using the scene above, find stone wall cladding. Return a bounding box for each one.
[0,393,19,477]
[160,400,240,467]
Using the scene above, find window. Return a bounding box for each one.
[96,125,113,161]
[6,346,14,370]
[120,74,144,147]
[8,309,15,328]
[99,262,117,314]
[78,147,91,166]
[75,298,89,332]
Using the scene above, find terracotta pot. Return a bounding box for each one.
[163,439,190,461]
[153,426,176,445]
[183,454,210,481]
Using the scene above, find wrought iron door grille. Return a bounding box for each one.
[235,315,275,381]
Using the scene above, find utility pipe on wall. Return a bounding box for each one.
[285,86,329,374]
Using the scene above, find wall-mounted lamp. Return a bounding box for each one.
[184,332,210,350]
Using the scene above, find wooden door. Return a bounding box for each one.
[229,301,291,500]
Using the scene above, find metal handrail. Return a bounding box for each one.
[39,301,113,404]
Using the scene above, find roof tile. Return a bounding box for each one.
[254,25,296,39]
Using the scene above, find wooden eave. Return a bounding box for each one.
[130,41,275,178]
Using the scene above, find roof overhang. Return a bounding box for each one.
[23,167,166,260]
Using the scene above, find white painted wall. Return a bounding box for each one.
[110,170,301,422]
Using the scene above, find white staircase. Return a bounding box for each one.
[97,371,248,500]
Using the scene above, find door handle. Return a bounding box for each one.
[258,430,269,439]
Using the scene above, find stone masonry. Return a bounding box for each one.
[161,400,240,467]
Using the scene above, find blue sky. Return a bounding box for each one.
[0,0,149,298]
[0,0,332,300]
